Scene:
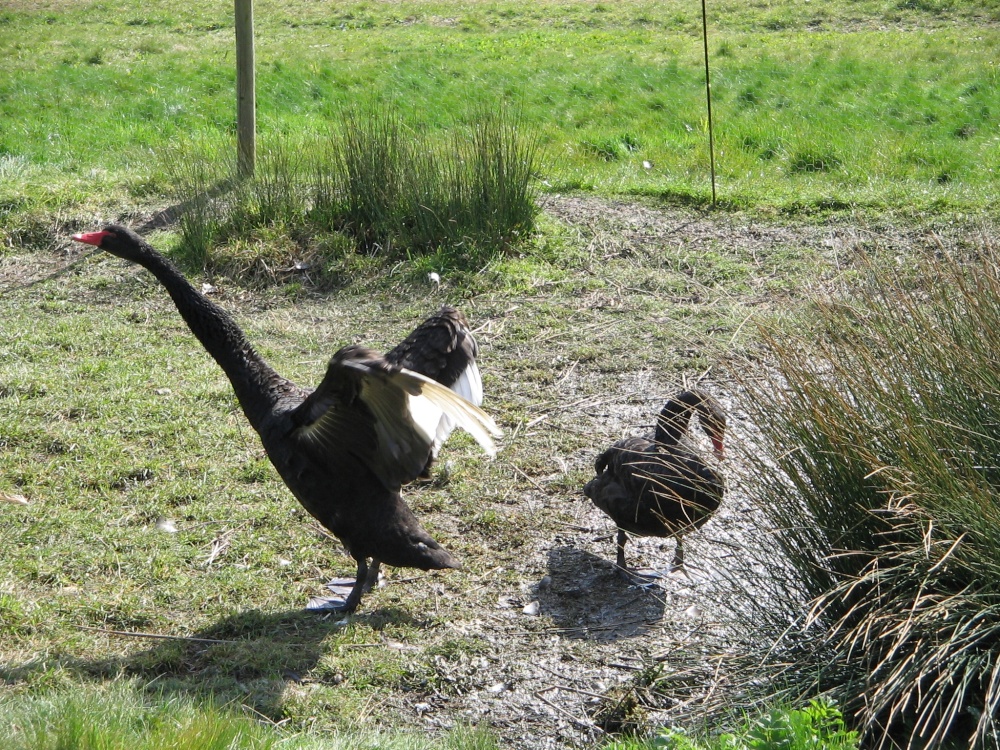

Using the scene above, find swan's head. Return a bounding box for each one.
[698,398,727,459]
[72,224,150,262]
[656,389,727,459]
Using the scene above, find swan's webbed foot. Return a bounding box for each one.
[616,566,663,587]
[307,558,381,613]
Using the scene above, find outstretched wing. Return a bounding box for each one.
[385,305,486,462]
[290,345,499,490]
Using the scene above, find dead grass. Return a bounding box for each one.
[2,198,999,747]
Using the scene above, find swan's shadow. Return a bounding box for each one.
[1,606,420,720]
[538,546,667,642]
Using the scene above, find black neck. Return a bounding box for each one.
[136,250,286,426]
[653,391,700,445]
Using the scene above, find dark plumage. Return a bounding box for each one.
[72,225,499,613]
[385,306,483,476]
[583,389,726,577]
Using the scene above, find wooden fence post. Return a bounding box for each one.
[235,0,256,177]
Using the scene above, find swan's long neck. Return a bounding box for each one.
[136,250,286,427]
[653,395,696,446]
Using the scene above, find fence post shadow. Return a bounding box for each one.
[135,176,243,234]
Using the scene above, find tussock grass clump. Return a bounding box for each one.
[723,242,1000,748]
[171,105,538,281]
[330,105,537,255]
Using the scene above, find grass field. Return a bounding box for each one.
[2,0,1000,748]
[1,0,999,228]
[5,203,994,747]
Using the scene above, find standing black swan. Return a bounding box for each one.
[72,225,500,613]
[582,389,726,578]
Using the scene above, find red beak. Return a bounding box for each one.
[72,230,113,246]
[711,436,725,459]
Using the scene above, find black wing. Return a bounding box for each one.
[385,306,482,405]
[290,345,498,491]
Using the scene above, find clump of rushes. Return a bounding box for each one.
[327,103,538,258]
[172,103,538,280]
[722,243,1000,749]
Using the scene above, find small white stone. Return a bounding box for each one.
[155,518,177,533]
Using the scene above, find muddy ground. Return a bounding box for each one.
[386,196,1000,748]
[323,196,993,748]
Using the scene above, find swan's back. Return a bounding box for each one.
[384,305,485,471]
[384,306,481,401]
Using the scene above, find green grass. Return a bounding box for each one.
[7,197,988,745]
[1,0,999,230]
[607,699,859,750]
[0,680,497,750]
[0,188,860,744]
[4,0,1000,745]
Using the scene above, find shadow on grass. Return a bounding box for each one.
[135,177,241,234]
[1,605,423,722]
[540,546,666,642]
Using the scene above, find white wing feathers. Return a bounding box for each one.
[452,360,484,407]
[431,360,485,457]
[345,360,500,461]
[412,367,497,457]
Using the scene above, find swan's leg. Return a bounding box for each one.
[615,528,629,571]
[615,528,663,585]
[670,537,686,573]
[615,528,647,582]
[361,558,381,594]
[336,558,369,613]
